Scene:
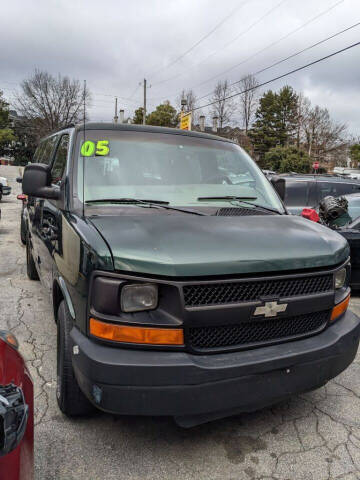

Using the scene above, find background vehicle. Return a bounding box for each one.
[0,176,11,202]
[272,174,360,214]
[20,123,359,427]
[0,331,34,480]
[303,193,360,289]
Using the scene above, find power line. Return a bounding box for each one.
[147,0,345,104]
[191,40,360,112]
[148,0,251,78]
[192,0,345,90]
[150,0,288,88]
[196,18,360,102]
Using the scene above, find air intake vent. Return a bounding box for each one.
[183,274,334,307]
[216,207,274,216]
[188,310,330,351]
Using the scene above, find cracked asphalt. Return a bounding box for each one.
[2,165,360,480]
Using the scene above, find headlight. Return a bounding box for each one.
[121,284,158,312]
[335,268,347,289]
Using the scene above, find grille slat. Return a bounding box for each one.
[183,274,333,307]
[188,310,329,351]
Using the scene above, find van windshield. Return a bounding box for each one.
[75,130,284,212]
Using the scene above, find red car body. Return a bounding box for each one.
[0,337,34,480]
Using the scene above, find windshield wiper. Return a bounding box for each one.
[85,198,207,216]
[197,196,282,214]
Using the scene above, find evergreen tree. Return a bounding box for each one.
[276,86,299,147]
[264,145,311,173]
[248,90,278,161]
[0,91,15,157]
[132,107,144,124]
[146,102,179,128]
[248,86,299,162]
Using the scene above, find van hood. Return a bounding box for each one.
[89,214,349,277]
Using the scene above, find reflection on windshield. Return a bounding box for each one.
[76,131,284,212]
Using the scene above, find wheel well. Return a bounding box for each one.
[53,281,64,323]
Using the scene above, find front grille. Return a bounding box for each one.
[188,310,330,351]
[216,207,274,216]
[183,274,333,307]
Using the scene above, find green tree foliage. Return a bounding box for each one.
[11,118,38,166]
[146,102,179,127]
[132,107,144,124]
[0,91,15,156]
[349,144,360,166]
[264,145,311,173]
[249,86,299,162]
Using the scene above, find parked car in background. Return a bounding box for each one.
[0,177,11,202]
[262,169,276,178]
[0,331,34,480]
[272,174,360,214]
[302,193,360,290]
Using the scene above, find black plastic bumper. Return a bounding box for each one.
[1,186,11,195]
[70,310,360,418]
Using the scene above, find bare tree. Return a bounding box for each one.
[16,69,91,139]
[235,74,259,133]
[177,89,198,126]
[300,101,347,162]
[177,89,197,112]
[211,80,235,129]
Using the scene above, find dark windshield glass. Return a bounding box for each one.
[74,130,284,211]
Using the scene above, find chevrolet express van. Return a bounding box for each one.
[21,123,360,426]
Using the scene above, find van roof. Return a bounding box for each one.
[67,122,236,143]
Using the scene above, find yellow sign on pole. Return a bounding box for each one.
[180,111,192,131]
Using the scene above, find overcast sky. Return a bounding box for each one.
[1,0,360,133]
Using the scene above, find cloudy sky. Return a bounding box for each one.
[1,0,360,132]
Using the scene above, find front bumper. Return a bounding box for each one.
[1,186,11,195]
[70,310,360,418]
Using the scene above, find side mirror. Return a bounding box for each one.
[270,176,286,201]
[22,164,60,200]
[0,384,28,457]
[16,177,22,184]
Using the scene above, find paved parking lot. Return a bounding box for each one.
[2,165,360,480]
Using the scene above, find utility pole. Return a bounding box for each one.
[143,79,147,125]
[114,97,118,123]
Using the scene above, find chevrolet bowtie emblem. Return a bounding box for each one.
[254,301,288,318]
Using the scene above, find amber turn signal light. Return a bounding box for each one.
[330,295,350,323]
[90,318,184,345]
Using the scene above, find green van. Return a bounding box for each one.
[21,123,359,426]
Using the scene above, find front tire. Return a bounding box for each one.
[56,300,95,416]
[26,234,39,280]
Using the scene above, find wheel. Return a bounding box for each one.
[56,300,95,416]
[26,234,39,280]
[20,214,26,245]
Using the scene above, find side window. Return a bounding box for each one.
[33,142,45,163]
[42,136,58,165]
[317,182,360,202]
[284,180,309,207]
[34,136,58,165]
[51,135,69,184]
